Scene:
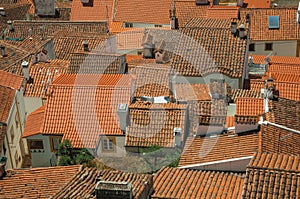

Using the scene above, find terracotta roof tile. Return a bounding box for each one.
[0,165,81,199]
[5,20,107,40]
[70,0,114,23]
[270,72,300,83]
[244,0,271,8]
[240,8,300,41]
[260,123,300,155]
[126,54,156,71]
[206,6,239,19]
[42,74,133,148]
[126,102,187,147]
[230,89,262,102]
[153,167,244,199]
[226,116,235,128]
[114,0,172,24]
[68,52,125,74]
[171,19,247,77]
[184,17,231,28]
[242,152,300,199]
[0,70,23,90]
[53,31,106,60]
[175,0,209,28]
[267,98,300,131]
[116,28,144,50]
[268,63,300,74]
[9,36,52,54]
[235,98,264,116]
[129,64,172,98]
[251,54,300,64]
[0,41,32,75]
[24,60,69,98]
[23,105,45,138]
[0,85,15,124]
[179,132,259,167]
[52,167,153,199]
[175,83,211,101]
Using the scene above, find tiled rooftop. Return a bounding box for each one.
[206,6,239,19]
[0,41,31,75]
[153,167,244,199]
[243,0,271,8]
[23,105,45,138]
[230,89,261,102]
[70,0,114,23]
[53,31,106,60]
[251,54,300,64]
[235,98,264,116]
[42,74,133,148]
[126,102,187,147]
[242,152,300,199]
[268,63,300,74]
[179,132,259,167]
[129,64,172,98]
[0,165,81,199]
[52,167,153,199]
[126,54,156,71]
[175,0,209,28]
[0,85,15,124]
[4,20,107,40]
[267,98,300,131]
[240,7,300,41]
[68,52,124,74]
[0,70,23,90]
[174,83,211,102]
[24,59,69,98]
[8,36,52,54]
[171,18,247,77]
[260,123,300,155]
[113,0,172,24]
[0,125,6,154]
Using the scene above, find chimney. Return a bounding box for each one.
[117,104,129,132]
[0,7,5,16]
[28,28,32,37]
[170,0,178,29]
[95,181,133,199]
[7,20,13,32]
[142,33,154,58]
[230,21,237,35]
[237,0,244,7]
[174,128,182,147]
[82,41,89,52]
[0,45,7,57]
[21,61,32,83]
[238,23,245,39]
[154,40,170,64]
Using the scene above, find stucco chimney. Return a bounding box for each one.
[95,181,133,199]
[117,104,129,132]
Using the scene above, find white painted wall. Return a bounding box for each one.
[96,136,126,158]
[26,134,60,167]
[24,97,43,115]
[251,40,297,57]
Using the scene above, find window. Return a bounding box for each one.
[249,43,255,51]
[154,24,162,27]
[29,140,44,150]
[124,23,133,28]
[15,113,19,129]
[102,138,115,151]
[49,136,61,152]
[268,16,279,29]
[10,128,14,143]
[265,43,273,51]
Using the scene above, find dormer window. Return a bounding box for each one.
[268,16,279,29]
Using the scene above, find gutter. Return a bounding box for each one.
[179,156,253,169]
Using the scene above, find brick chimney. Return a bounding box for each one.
[95,181,133,199]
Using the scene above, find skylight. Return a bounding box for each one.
[268,16,280,29]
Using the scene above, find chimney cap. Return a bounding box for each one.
[238,23,245,30]
[21,61,29,68]
[7,20,12,24]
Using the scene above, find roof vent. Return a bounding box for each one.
[0,7,5,16]
[0,45,7,57]
[7,20,13,32]
[82,41,89,52]
[117,104,129,132]
[174,128,182,147]
[195,0,209,5]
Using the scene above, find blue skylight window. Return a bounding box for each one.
[268,16,280,29]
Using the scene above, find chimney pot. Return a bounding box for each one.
[7,20,13,31]
[82,41,89,52]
